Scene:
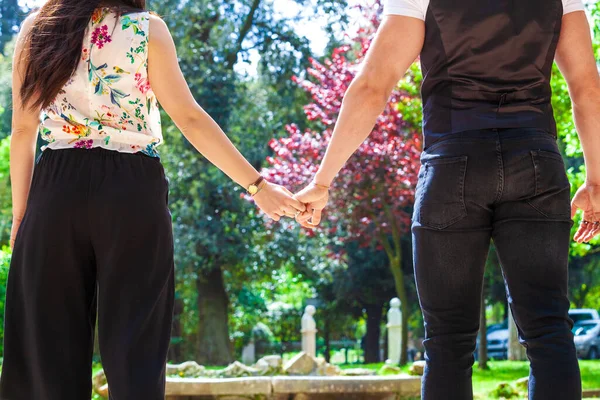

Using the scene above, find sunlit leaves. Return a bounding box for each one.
[265,0,422,248]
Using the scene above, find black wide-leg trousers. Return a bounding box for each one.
[0,148,175,400]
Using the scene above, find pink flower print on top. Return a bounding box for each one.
[74,139,94,149]
[134,73,151,94]
[91,25,112,49]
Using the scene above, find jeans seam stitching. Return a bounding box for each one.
[494,138,504,203]
[532,151,540,196]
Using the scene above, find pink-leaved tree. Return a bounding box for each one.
[263,0,423,365]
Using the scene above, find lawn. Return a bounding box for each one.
[339,360,600,399]
[472,360,600,398]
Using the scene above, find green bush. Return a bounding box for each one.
[489,382,521,399]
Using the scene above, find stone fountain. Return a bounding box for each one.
[92,303,422,399]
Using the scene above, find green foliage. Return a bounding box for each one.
[0,137,10,246]
[145,0,349,361]
[397,63,423,130]
[0,247,10,356]
[0,0,23,56]
[0,39,14,139]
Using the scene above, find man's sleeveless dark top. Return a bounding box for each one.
[420,0,563,147]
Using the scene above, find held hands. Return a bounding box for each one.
[572,182,600,243]
[253,181,307,221]
[252,179,330,228]
[293,182,330,229]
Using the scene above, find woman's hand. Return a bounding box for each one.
[10,215,23,250]
[572,182,600,243]
[294,182,330,229]
[253,182,307,222]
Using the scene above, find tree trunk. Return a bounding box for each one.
[168,297,184,363]
[196,267,233,365]
[364,304,383,363]
[508,308,526,361]
[324,318,331,363]
[478,290,489,369]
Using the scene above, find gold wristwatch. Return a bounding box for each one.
[248,176,266,196]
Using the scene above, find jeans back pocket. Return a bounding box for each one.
[528,150,571,219]
[416,155,468,230]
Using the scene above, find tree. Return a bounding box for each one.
[569,254,600,308]
[0,0,22,55]
[335,241,396,363]
[0,41,13,246]
[150,0,350,365]
[265,0,422,365]
[0,39,14,140]
[478,245,504,370]
[478,289,488,369]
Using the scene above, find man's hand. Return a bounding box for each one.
[572,183,600,243]
[253,182,306,222]
[10,215,23,250]
[294,182,330,229]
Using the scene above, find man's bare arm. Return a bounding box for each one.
[313,15,425,187]
[556,11,600,184]
[294,16,424,227]
[556,10,600,242]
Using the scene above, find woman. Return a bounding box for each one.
[2,1,305,399]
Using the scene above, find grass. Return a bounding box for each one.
[473,360,600,395]
[337,360,600,399]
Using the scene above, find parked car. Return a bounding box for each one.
[474,321,509,360]
[573,320,600,360]
[487,320,508,334]
[569,309,600,324]
[486,328,509,360]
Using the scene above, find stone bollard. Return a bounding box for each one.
[386,298,402,365]
[301,305,317,358]
[241,340,256,365]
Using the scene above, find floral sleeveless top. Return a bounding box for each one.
[39,8,162,157]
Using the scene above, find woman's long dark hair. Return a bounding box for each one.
[20,0,146,110]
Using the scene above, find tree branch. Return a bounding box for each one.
[226,0,262,69]
[378,232,395,264]
[383,204,402,257]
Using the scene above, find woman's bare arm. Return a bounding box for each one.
[147,16,305,220]
[10,14,40,247]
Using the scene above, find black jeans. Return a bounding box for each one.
[0,148,175,400]
[412,128,581,400]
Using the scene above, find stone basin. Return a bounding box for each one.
[165,375,421,400]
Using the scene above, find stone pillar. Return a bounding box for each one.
[386,298,402,365]
[241,340,256,365]
[301,305,317,357]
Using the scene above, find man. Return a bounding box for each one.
[295,1,600,399]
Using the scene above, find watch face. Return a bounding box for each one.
[248,185,258,195]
